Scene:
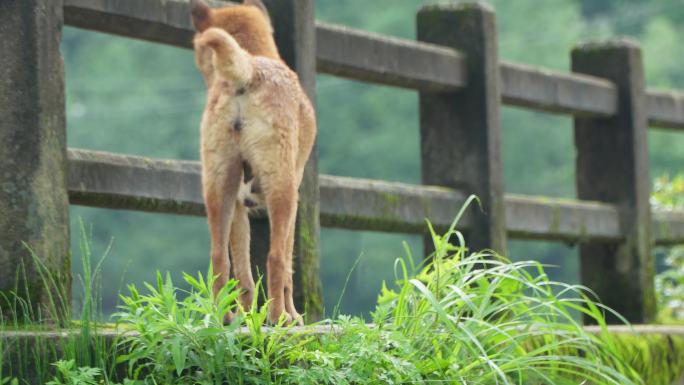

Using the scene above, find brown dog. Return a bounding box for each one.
[190,0,316,325]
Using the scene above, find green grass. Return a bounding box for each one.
[0,221,120,384]
[3,199,684,384]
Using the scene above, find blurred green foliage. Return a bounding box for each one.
[62,0,684,318]
[653,175,684,210]
[654,175,684,322]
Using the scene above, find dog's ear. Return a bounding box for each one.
[243,0,272,26]
[190,0,212,31]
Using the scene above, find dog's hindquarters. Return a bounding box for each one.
[195,25,316,324]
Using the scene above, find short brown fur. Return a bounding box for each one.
[191,0,316,325]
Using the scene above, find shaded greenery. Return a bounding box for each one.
[61,0,684,318]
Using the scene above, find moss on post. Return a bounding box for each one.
[0,0,70,322]
[572,40,655,324]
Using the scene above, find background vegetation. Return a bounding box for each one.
[654,175,684,322]
[62,0,684,318]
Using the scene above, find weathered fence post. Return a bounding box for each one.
[0,0,71,320]
[417,3,507,254]
[262,0,323,320]
[572,40,655,323]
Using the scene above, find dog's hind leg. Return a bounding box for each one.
[203,153,242,323]
[230,202,256,311]
[283,212,303,325]
[264,180,298,324]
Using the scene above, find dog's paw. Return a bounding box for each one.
[239,290,254,311]
[268,304,292,325]
[289,311,304,327]
[268,310,304,326]
[285,303,303,326]
[223,311,236,326]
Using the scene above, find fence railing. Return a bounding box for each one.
[2,0,684,323]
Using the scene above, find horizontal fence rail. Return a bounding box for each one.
[62,0,684,130]
[503,194,621,242]
[67,149,684,245]
[64,0,197,47]
[319,175,470,233]
[68,149,205,216]
[316,23,466,92]
[653,210,684,246]
[647,89,684,130]
[499,61,617,117]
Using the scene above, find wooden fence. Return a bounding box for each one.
[2,0,684,323]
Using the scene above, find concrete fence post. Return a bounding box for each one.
[0,0,71,320]
[262,0,323,321]
[417,3,507,255]
[572,39,655,323]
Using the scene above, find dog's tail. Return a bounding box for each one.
[194,28,253,84]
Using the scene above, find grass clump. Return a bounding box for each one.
[0,221,119,384]
[5,199,679,384]
[47,360,104,385]
[107,259,642,384]
[81,197,643,385]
